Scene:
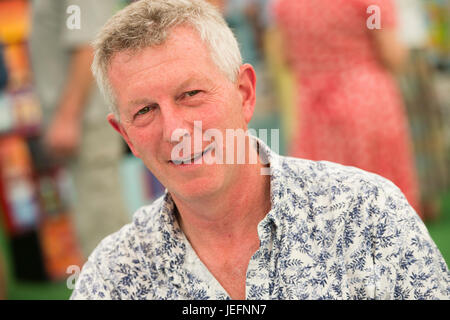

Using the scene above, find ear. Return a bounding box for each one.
[236,64,257,124]
[107,113,141,158]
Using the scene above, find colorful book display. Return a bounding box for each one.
[0,136,40,235]
[0,0,83,283]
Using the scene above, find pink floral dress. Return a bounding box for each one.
[273,0,421,215]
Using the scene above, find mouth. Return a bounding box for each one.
[169,142,215,165]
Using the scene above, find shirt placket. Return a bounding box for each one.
[245,217,278,300]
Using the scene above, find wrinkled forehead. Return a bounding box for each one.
[109,25,223,81]
[109,24,210,67]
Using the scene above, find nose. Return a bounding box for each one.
[160,100,191,144]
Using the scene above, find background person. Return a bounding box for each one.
[29,0,130,258]
[272,0,421,217]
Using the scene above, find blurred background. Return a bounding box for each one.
[0,0,449,299]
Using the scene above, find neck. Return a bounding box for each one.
[172,160,271,250]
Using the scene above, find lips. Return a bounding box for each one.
[170,142,214,165]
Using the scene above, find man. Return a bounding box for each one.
[71,0,449,299]
[29,0,130,258]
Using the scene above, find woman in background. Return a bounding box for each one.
[273,0,422,217]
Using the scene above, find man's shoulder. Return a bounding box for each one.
[72,195,175,299]
[273,155,416,222]
[86,195,167,270]
[278,155,400,194]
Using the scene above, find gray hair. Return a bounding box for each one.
[91,0,243,119]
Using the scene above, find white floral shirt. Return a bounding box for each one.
[71,138,450,300]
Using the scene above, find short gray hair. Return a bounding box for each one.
[92,0,243,119]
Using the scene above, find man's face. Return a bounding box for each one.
[107,25,256,202]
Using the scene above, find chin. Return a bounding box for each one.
[169,175,224,201]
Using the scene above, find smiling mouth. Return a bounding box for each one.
[170,143,215,165]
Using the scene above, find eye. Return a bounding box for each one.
[185,90,201,97]
[134,105,155,118]
[137,106,151,115]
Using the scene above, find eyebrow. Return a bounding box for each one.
[175,76,212,94]
[126,76,212,108]
[128,97,153,108]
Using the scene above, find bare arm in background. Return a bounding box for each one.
[44,45,94,159]
[370,28,408,73]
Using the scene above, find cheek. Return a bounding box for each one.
[224,91,246,126]
[127,128,159,157]
[206,96,242,127]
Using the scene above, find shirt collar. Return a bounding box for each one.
[150,135,288,268]
[253,135,286,230]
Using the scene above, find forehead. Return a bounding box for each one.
[108,25,222,85]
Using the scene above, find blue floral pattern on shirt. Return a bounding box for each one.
[71,138,450,300]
